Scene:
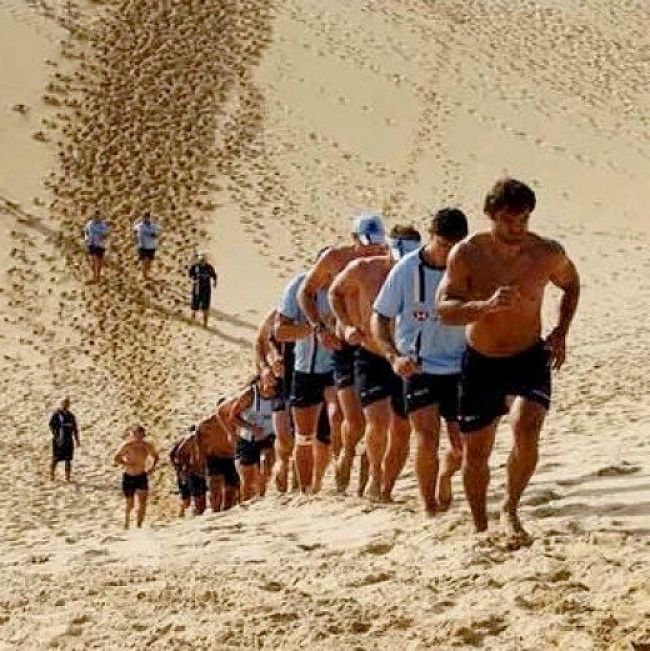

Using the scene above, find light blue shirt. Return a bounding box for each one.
[133,220,160,250]
[373,248,465,374]
[278,272,333,375]
[84,219,109,247]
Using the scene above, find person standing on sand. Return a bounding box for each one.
[170,425,207,517]
[133,211,160,280]
[83,209,109,283]
[113,424,159,529]
[299,214,388,495]
[372,209,469,517]
[436,178,580,538]
[329,225,421,503]
[188,252,217,327]
[48,397,80,481]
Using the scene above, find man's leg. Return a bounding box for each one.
[383,411,410,501]
[501,398,545,535]
[363,398,391,501]
[209,474,224,512]
[124,495,134,529]
[437,421,463,512]
[64,461,72,482]
[179,496,190,517]
[50,459,57,481]
[273,410,293,492]
[335,386,365,493]
[239,464,259,501]
[136,490,148,528]
[409,405,441,516]
[202,309,209,327]
[193,493,206,515]
[291,404,320,492]
[462,422,498,532]
[259,448,275,497]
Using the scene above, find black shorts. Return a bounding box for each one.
[459,341,551,433]
[138,247,156,261]
[206,455,239,487]
[86,245,105,258]
[333,344,358,389]
[355,347,406,419]
[122,472,148,497]
[191,287,211,312]
[236,436,275,467]
[178,472,207,499]
[404,372,460,421]
[289,371,334,409]
[52,439,74,463]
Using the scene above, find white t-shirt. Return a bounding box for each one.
[133,220,160,250]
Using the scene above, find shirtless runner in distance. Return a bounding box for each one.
[329,225,421,501]
[299,214,388,494]
[196,399,240,511]
[113,424,159,529]
[436,178,580,537]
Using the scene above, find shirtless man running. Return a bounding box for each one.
[436,178,580,537]
[195,398,240,511]
[299,214,388,494]
[113,424,159,529]
[329,225,421,501]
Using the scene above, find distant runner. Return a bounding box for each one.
[48,397,80,481]
[189,252,218,327]
[133,211,161,280]
[113,424,159,529]
[83,210,109,283]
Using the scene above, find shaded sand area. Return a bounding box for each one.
[1,0,649,648]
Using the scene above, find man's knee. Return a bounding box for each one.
[295,433,314,447]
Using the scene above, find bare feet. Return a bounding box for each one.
[500,509,529,539]
[366,480,381,502]
[335,458,351,494]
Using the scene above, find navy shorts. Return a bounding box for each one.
[289,370,334,409]
[333,344,358,390]
[459,341,551,433]
[236,436,275,467]
[206,455,240,487]
[122,472,148,497]
[355,347,406,419]
[138,247,156,261]
[404,372,460,421]
[191,287,211,312]
[86,245,105,259]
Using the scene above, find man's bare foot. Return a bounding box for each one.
[311,478,323,494]
[335,459,351,494]
[275,469,288,493]
[436,473,453,512]
[366,480,381,502]
[500,509,528,538]
[424,503,437,518]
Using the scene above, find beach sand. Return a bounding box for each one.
[0,0,648,648]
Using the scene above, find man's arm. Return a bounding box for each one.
[298,254,333,328]
[273,312,312,343]
[546,247,580,369]
[254,311,274,373]
[329,263,359,328]
[72,414,80,446]
[211,266,218,287]
[436,244,514,324]
[113,442,128,466]
[49,412,58,436]
[370,312,399,362]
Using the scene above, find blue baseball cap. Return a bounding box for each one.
[353,213,386,245]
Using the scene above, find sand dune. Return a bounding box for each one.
[1,0,649,648]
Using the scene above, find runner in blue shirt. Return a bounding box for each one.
[133,211,161,280]
[83,210,109,283]
[371,208,469,516]
[274,251,342,494]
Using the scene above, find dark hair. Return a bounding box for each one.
[484,178,536,217]
[389,224,421,241]
[314,246,330,262]
[430,208,468,240]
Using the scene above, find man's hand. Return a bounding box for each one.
[271,356,285,378]
[316,327,342,351]
[483,286,521,314]
[391,355,420,379]
[260,366,277,391]
[545,327,567,370]
[343,326,364,346]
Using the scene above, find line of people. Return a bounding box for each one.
[51,178,579,536]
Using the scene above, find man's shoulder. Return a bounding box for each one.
[532,233,565,258]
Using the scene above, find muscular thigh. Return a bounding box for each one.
[510,397,546,440]
[291,404,321,436]
[363,397,391,428]
[409,404,441,438]
[338,385,364,424]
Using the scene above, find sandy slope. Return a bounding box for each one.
[0,0,649,648]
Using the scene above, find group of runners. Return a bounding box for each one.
[83,211,219,326]
[52,178,579,535]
